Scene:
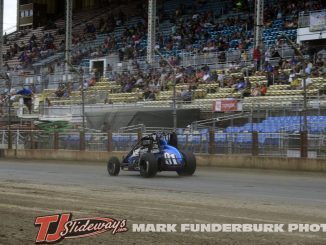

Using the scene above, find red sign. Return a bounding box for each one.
[212,99,239,112]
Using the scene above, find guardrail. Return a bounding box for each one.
[298,9,326,28]
[0,130,325,159]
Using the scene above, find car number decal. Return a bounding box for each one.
[164,152,179,165]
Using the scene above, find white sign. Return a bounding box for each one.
[310,11,326,32]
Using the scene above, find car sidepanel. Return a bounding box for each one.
[162,145,184,170]
[125,148,141,170]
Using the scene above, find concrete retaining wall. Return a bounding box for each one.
[3,149,123,162]
[2,149,326,172]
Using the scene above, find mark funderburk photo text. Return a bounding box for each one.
[132,223,326,233]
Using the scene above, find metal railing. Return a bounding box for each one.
[298,9,326,28]
[33,95,326,125]
[0,129,325,159]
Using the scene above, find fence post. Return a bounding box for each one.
[300,131,308,158]
[80,131,85,151]
[7,130,12,150]
[54,132,59,150]
[137,129,142,141]
[107,131,112,152]
[252,131,259,156]
[208,129,215,154]
[30,131,34,149]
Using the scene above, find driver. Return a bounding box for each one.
[168,131,178,149]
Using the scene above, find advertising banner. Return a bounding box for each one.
[310,11,326,32]
[212,99,242,112]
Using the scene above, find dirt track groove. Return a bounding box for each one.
[0,160,326,244]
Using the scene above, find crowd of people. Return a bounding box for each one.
[75,0,324,64]
[1,0,325,109]
[2,0,325,71]
[104,45,325,102]
[3,31,60,69]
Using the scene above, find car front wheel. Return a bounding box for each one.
[107,156,120,176]
[139,153,157,178]
[177,151,196,176]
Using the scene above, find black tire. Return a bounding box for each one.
[177,151,196,176]
[139,153,157,178]
[107,157,120,176]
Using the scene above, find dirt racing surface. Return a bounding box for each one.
[0,159,326,245]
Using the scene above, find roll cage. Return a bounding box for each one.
[123,133,171,163]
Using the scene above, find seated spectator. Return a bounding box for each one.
[80,80,89,90]
[260,83,267,96]
[152,81,161,92]
[241,79,252,97]
[288,70,296,83]
[218,71,225,87]
[60,83,72,98]
[281,60,292,69]
[123,80,134,92]
[180,86,192,102]
[55,84,65,97]
[202,71,212,82]
[264,63,273,73]
[143,88,155,101]
[251,83,261,97]
[88,77,96,87]
[290,75,301,89]
[234,77,246,91]
[278,71,288,84]
[86,22,96,34]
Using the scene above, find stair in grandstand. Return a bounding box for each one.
[191,112,253,130]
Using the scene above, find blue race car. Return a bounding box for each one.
[107,132,196,178]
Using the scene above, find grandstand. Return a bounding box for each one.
[0,0,325,158]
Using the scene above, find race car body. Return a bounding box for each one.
[107,133,196,178]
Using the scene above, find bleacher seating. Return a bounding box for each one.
[5,0,325,121]
[224,116,326,134]
[4,0,301,70]
[30,73,325,112]
[172,116,326,150]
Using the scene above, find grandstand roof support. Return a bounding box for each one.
[0,0,3,71]
[154,48,177,130]
[65,0,73,80]
[254,0,264,49]
[147,0,156,64]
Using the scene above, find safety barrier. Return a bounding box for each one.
[0,130,325,159]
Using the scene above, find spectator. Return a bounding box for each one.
[218,70,225,87]
[288,70,296,83]
[16,87,33,114]
[180,86,192,102]
[143,88,155,101]
[290,75,301,89]
[251,83,261,96]
[253,46,261,70]
[260,83,267,96]
[55,83,65,97]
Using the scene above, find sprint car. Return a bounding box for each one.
[107,132,196,178]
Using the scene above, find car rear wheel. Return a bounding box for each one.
[139,153,157,178]
[177,151,196,176]
[107,157,120,176]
